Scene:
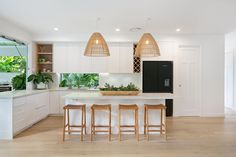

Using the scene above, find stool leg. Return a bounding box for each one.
[160,109,163,135]
[67,109,70,135]
[147,109,149,141]
[80,108,83,141]
[90,108,93,141]
[63,108,66,141]
[164,108,167,140]
[109,108,111,141]
[144,106,146,136]
[84,106,86,135]
[136,109,139,141]
[118,109,121,141]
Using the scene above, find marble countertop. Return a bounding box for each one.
[0,88,174,99]
[0,90,49,99]
[64,92,174,100]
[0,88,98,99]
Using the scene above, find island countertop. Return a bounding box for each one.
[63,92,174,100]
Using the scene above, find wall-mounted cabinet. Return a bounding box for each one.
[53,42,133,73]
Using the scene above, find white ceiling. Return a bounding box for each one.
[1,0,236,41]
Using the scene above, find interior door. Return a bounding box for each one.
[175,46,201,116]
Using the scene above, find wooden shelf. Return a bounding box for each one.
[38,52,53,55]
[38,62,53,65]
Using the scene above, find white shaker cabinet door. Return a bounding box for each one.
[53,43,68,73]
[49,91,60,114]
[67,43,80,73]
[76,43,92,72]
[119,43,134,73]
[107,43,119,73]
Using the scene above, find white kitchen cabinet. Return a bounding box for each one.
[53,42,134,73]
[53,43,68,73]
[118,43,134,73]
[12,92,49,135]
[13,97,27,134]
[49,91,60,114]
[107,43,119,73]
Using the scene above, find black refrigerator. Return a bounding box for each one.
[142,61,173,116]
[143,61,173,93]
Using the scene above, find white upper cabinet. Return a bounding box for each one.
[107,43,119,73]
[118,43,133,73]
[53,42,134,73]
[53,43,68,73]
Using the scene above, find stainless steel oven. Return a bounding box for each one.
[0,84,12,92]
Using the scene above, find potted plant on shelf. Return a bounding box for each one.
[27,72,53,89]
[99,83,140,96]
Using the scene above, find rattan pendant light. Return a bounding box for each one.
[135,33,160,57]
[135,18,160,57]
[84,18,110,57]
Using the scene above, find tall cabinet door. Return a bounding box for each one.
[67,43,80,73]
[107,43,119,73]
[53,43,68,73]
[119,43,134,73]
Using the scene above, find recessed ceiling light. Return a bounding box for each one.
[53,27,59,31]
[115,28,120,32]
[176,28,181,32]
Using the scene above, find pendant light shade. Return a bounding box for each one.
[84,32,110,57]
[135,33,160,57]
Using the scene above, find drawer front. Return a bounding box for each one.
[13,97,26,107]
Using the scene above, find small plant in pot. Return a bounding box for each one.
[27,72,53,90]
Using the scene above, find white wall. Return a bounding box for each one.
[225,30,236,110]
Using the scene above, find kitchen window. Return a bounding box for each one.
[59,73,99,89]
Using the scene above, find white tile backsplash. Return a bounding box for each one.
[99,73,141,89]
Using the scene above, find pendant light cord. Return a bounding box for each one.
[144,18,151,33]
[96,17,101,32]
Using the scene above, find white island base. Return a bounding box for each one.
[64,92,173,134]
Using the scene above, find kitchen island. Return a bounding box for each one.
[64,92,174,134]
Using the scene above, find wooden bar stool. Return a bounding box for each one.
[90,104,112,141]
[63,104,86,141]
[118,104,139,141]
[144,104,167,140]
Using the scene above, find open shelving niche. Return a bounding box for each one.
[36,44,53,73]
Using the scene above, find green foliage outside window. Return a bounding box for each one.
[0,56,26,73]
[59,73,99,88]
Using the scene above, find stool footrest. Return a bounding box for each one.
[65,130,82,133]
[120,130,135,132]
[120,125,136,127]
[93,125,110,127]
[93,130,110,132]
[146,124,165,127]
[69,125,85,127]
[147,129,166,132]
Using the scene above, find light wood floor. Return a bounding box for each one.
[0,116,236,157]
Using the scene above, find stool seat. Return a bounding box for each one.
[145,104,166,110]
[91,104,112,141]
[91,104,111,110]
[64,104,85,110]
[119,104,138,110]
